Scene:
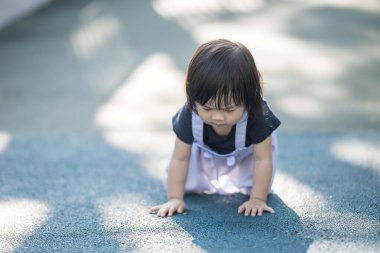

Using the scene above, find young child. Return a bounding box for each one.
[149,39,281,218]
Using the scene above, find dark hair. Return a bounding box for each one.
[186,39,263,118]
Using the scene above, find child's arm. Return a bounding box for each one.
[149,137,192,217]
[238,135,275,217]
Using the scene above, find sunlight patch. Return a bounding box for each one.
[0,199,50,252]
[331,138,380,174]
[190,16,344,79]
[307,239,380,253]
[0,132,11,154]
[274,171,380,240]
[153,0,266,29]
[95,52,185,179]
[277,95,324,119]
[273,171,328,216]
[95,52,185,132]
[153,0,265,19]
[96,193,206,252]
[71,16,120,58]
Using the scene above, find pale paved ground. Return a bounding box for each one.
[0,0,379,252]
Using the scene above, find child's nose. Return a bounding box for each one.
[211,111,225,121]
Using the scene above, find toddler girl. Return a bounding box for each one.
[149,39,280,217]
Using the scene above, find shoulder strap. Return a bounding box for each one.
[192,111,204,145]
[235,111,248,149]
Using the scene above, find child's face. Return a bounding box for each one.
[195,100,245,135]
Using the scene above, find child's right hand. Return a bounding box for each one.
[148,198,186,217]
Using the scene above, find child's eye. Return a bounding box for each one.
[225,108,235,112]
[202,107,212,111]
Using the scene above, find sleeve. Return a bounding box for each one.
[247,100,281,144]
[172,103,194,144]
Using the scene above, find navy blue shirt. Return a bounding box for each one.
[172,100,281,154]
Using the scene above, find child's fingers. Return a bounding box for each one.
[238,204,245,213]
[158,206,169,217]
[168,207,176,217]
[238,203,275,217]
[149,205,161,214]
[177,205,184,213]
[245,207,253,216]
[250,208,258,217]
[264,206,275,214]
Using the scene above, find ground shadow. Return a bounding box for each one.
[0,134,163,252]
[267,5,380,131]
[277,132,380,243]
[1,0,379,251]
[287,6,380,48]
[171,193,313,253]
[0,0,196,133]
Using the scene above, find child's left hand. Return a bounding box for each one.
[238,198,275,217]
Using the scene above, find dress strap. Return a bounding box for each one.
[192,110,248,149]
[235,111,248,149]
[192,111,204,145]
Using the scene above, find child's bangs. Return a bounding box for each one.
[196,71,246,109]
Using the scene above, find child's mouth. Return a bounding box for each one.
[212,123,226,127]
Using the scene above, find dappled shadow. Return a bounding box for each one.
[1,0,380,252]
[172,193,312,253]
[277,133,380,244]
[0,134,163,252]
[287,6,380,48]
[279,133,380,218]
[0,0,195,133]
[265,5,380,131]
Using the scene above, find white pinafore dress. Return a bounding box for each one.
[163,111,278,195]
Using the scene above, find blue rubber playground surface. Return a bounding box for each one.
[0,1,379,252]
